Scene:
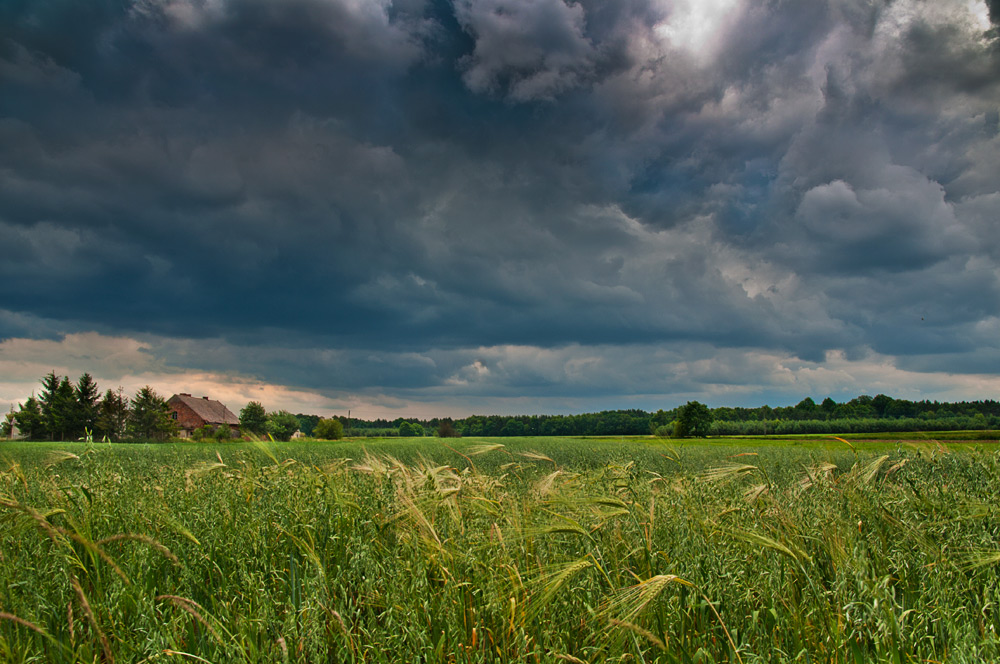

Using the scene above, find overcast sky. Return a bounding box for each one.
[2,0,1000,419]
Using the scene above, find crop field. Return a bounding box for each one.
[2,436,1000,663]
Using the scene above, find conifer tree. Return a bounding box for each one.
[38,371,61,440]
[97,387,130,441]
[51,377,76,441]
[128,386,177,440]
[13,396,45,440]
[73,373,100,440]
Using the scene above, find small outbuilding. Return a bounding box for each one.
[168,393,240,438]
[5,409,21,440]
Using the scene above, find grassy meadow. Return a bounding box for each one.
[2,436,1000,663]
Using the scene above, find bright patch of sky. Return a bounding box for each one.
[653,0,742,61]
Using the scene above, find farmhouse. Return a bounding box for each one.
[167,393,240,438]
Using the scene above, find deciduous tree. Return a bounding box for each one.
[314,417,344,440]
[239,401,267,436]
[266,410,300,442]
[398,421,423,437]
[675,401,712,438]
[437,419,460,438]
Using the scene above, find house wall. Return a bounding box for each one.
[169,401,207,435]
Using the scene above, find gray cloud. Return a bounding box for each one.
[1,0,999,411]
[454,0,596,100]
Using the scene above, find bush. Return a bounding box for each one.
[191,424,215,441]
[314,417,344,440]
[398,421,423,437]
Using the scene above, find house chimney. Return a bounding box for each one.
[202,396,210,400]
[180,393,191,397]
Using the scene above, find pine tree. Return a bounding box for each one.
[73,373,100,440]
[96,387,130,441]
[129,386,177,441]
[2,409,15,438]
[13,396,45,440]
[51,377,76,441]
[38,371,61,441]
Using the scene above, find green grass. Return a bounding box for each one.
[1,436,1000,662]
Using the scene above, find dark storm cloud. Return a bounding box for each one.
[2,0,1000,407]
[985,0,1000,23]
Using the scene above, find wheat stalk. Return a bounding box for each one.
[72,576,114,663]
[97,533,180,565]
[156,595,224,644]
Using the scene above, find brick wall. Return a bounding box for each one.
[168,399,207,436]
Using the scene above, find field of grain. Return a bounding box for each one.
[2,437,999,663]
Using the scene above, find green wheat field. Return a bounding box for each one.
[2,436,999,663]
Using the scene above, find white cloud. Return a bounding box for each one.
[652,0,743,63]
[3,330,1000,419]
[0,333,159,383]
[0,332,338,416]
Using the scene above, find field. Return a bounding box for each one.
[2,436,1000,663]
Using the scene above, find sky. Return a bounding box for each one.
[2,0,1000,420]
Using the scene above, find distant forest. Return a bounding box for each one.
[305,394,1000,438]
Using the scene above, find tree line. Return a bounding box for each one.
[708,394,1000,422]
[1,372,177,441]
[2,372,348,443]
[321,395,1000,438]
[6,373,999,441]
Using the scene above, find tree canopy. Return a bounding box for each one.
[313,417,344,440]
[266,411,300,442]
[675,401,713,438]
[239,401,268,436]
[129,386,177,440]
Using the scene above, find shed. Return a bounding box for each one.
[5,409,20,440]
